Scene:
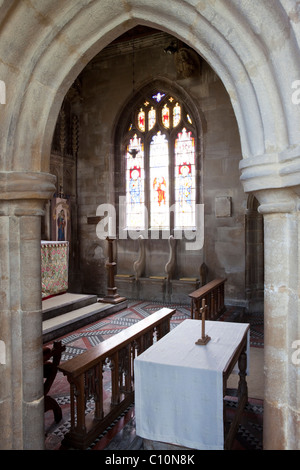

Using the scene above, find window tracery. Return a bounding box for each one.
[122,89,198,232]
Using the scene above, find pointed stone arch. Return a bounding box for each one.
[1,1,299,176]
[0,0,300,450]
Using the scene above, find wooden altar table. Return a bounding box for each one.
[134,319,249,450]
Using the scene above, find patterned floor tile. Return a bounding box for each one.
[44,300,264,450]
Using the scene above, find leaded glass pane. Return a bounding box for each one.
[126,134,145,228]
[150,132,170,228]
[174,128,196,227]
[137,108,145,132]
[124,93,198,232]
[162,104,170,129]
[173,102,181,127]
[148,106,156,130]
[152,92,165,102]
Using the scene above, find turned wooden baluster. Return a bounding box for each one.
[95,362,104,420]
[84,365,103,420]
[73,374,86,435]
[142,330,154,352]
[70,382,76,431]
[125,344,132,393]
[189,278,227,321]
[118,345,132,394]
[110,351,120,406]
[194,299,200,320]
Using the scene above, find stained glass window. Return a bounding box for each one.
[174,128,196,228]
[137,108,145,132]
[126,134,145,229]
[150,132,170,228]
[124,90,198,232]
[148,106,156,130]
[173,102,181,127]
[162,104,170,129]
[152,92,165,102]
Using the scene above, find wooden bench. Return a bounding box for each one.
[189,278,227,321]
[58,307,175,449]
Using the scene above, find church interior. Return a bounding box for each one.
[41,25,265,450]
[0,1,300,451]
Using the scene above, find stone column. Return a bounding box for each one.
[0,171,56,450]
[255,188,300,450]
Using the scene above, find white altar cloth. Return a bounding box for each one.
[134,319,249,450]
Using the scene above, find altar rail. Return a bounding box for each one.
[189,278,227,320]
[58,307,175,449]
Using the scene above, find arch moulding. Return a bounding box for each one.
[0,0,300,450]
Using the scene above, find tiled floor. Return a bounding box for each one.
[44,300,264,451]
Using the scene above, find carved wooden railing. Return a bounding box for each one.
[189,278,227,320]
[58,307,175,449]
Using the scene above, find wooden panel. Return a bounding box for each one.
[59,308,175,377]
[58,307,175,449]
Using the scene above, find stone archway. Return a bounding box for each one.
[0,1,300,450]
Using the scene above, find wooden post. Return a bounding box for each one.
[100,237,126,304]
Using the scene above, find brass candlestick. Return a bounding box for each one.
[195,299,211,345]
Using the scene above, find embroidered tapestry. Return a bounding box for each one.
[41,241,69,299]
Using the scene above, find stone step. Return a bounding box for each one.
[42,296,128,343]
[42,293,98,321]
[42,293,128,343]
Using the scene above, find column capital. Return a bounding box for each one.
[252,188,299,215]
[240,146,300,214]
[0,171,56,216]
[239,146,300,195]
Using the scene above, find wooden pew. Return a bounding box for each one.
[58,307,175,449]
[189,278,227,321]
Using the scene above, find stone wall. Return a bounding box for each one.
[0,0,299,451]
[75,31,247,305]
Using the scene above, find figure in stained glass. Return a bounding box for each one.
[162,104,170,128]
[129,167,142,205]
[153,176,167,206]
[150,131,170,228]
[173,102,181,127]
[138,108,145,132]
[148,106,156,130]
[178,164,192,207]
[125,134,145,228]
